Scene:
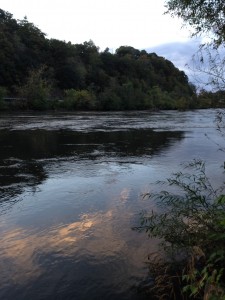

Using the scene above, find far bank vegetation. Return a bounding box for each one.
[1,8,222,111]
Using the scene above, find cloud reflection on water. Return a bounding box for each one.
[1,204,149,288]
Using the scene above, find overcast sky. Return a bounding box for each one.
[1,0,192,50]
[148,39,201,83]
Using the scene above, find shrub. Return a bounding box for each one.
[64,89,96,110]
[0,87,7,110]
[19,66,52,110]
[134,160,225,299]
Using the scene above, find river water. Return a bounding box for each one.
[0,110,224,300]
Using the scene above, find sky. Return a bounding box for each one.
[1,0,192,50]
[148,39,200,85]
[1,0,201,83]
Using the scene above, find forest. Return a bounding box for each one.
[0,8,223,111]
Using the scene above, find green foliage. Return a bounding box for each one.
[165,0,225,47]
[197,90,225,109]
[148,86,176,109]
[98,88,122,111]
[116,46,141,59]
[165,1,225,92]
[0,8,197,111]
[7,7,225,111]
[135,160,225,299]
[19,66,52,110]
[64,89,96,110]
[0,86,7,110]
[174,96,190,111]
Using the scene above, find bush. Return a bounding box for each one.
[19,66,52,110]
[64,89,96,110]
[0,86,7,99]
[0,87,7,110]
[98,88,122,110]
[134,160,225,299]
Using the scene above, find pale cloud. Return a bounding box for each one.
[147,39,200,73]
[147,39,202,85]
[148,39,225,89]
[0,0,191,50]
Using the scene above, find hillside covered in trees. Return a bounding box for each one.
[0,8,199,110]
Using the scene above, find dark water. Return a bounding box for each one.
[0,110,224,300]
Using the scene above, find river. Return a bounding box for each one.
[0,110,224,300]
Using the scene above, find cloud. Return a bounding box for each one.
[0,0,191,51]
[146,39,225,90]
[146,38,200,82]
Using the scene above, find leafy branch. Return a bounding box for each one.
[134,160,225,299]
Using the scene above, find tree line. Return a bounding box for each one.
[0,8,223,111]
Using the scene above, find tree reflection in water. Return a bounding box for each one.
[0,128,183,207]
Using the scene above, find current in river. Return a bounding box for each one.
[0,109,224,300]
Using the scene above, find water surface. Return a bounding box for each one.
[0,110,224,300]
